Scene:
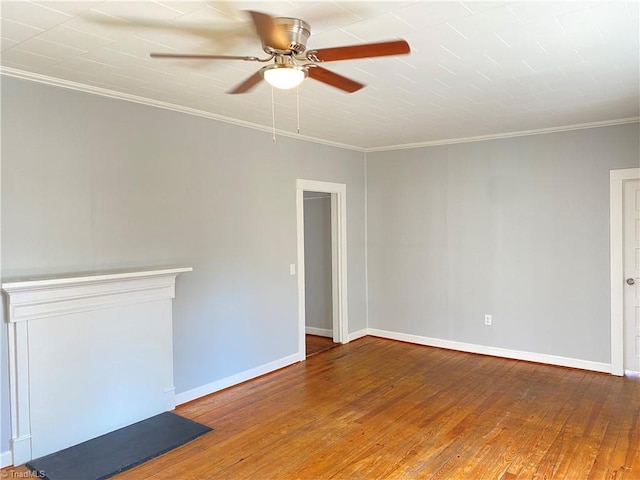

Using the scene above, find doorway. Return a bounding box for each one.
[303,191,338,357]
[610,168,640,376]
[296,179,348,359]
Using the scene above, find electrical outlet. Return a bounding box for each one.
[484,314,492,326]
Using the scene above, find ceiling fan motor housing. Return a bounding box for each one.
[269,17,311,54]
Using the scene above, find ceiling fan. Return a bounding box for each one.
[150,11,410,94]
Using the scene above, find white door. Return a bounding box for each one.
[624,179,640,373]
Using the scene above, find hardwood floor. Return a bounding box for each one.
[305,334,338,357]
[4,336,639,479]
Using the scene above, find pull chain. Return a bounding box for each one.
[271,86,277,143]
[296,85,300,134]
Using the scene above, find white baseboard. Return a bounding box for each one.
[367,329,611,374]
[348,328,369,342]
[305,327,333,337]
[1,450,12,468]
[175,329,611,407]
[175,352,303,405]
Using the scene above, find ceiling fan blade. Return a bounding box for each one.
[228,71,264,94]
[307,66,364,93]
[247,11,290,50]
[150,53,259,61]
[85,11,255,46]
[308,40,410,62]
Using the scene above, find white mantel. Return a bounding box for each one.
[3,267,192,465]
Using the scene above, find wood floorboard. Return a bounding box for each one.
[3,336,639,479]
[306,334,338,357]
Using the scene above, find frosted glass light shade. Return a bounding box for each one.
[263,66,306,89]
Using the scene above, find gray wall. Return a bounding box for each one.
[0,77,367,453]
[303,194,333,332]
[366,123,640,363]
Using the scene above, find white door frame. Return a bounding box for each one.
[296,179,348,358]
[610,167,640,376]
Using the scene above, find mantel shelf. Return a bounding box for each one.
[2,266,193,292]
[3,267,193,324]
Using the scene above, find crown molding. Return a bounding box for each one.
[2,67,637,154]
[364,117,640,153]
[0,67,364,152]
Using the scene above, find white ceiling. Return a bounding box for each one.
[1,1,638,150]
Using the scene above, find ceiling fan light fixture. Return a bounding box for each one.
[262,65,307,90]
